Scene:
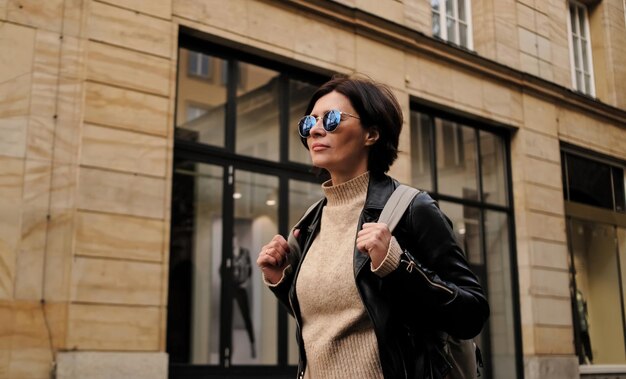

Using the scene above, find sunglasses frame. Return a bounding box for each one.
[297,109,360,138]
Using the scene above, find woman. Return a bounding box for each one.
[256,76,489,379]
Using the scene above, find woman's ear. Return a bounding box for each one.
[365,128,379,146]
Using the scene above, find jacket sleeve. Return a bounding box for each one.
[385,192,490,340]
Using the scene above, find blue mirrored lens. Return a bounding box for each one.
[323,110,341,131]
[298,115,317,137]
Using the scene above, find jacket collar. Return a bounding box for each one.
[363,173,398,212]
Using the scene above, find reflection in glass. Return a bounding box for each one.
[480,131,507,206]
[438,202,482,265]
[410,111,433,192]
[232,170,280,365]
[176,48,226,147]
[167,161,223,365]
[484,210,516,378]
[236,64,281,161]
[570,219,625,364]
[437,120,478,200]
[289,80,318,164]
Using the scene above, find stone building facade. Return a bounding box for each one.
[0,0,625,378]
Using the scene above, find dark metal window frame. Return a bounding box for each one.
[169,30,330,379]
[410,99,524,379]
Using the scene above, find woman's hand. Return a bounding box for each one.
[356,223,392,269]
[257,230,299,285]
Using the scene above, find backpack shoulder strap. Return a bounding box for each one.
[378,184,420,232]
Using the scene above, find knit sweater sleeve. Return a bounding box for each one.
[370,237,402,277]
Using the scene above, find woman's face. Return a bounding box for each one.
[306,91,376,182]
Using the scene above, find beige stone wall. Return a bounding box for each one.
[1,0,625,378]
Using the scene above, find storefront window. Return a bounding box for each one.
[411,106,517,379]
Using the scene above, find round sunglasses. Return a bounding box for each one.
[297,109,360,138]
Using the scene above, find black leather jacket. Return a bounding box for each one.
[269,173,490,379]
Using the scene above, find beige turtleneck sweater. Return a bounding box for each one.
[294,171,402,379]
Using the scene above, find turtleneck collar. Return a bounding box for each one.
[322,171,370,207]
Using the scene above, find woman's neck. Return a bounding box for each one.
[329,169,369,186]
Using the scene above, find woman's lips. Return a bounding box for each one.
[311,143,329,152]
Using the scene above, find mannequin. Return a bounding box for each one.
[232,236,256,358]
[576,289,593,364]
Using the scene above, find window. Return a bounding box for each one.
[410,106,519,379]
[431,0,473,49]
[188,51,212,78]
[567,1,595,96]
[169,35,328,378]
[562,150,626,213]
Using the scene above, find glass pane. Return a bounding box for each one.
[447,16,457,43]
[480,131,507,206]
[581,39,589,72]
[410,111,434,192]
[459,22,468,48]
[289,79,319,164]
[573,36,581,70]
[484,210,517,378]
[565,153,614,210]
[436,119,479,200]
[578,7,586,40]
[570,219,625,364]
[431,0,440,12]
[236,63,281,161]
[432,11,441,37]
[619,228,626,347]
[176,49,226,146]
[570,5,578,36]
[576,70,583,91]
[584,74,591,94]
[167,160,223,364]
[613,167,625,212]
[288,179,324,364]
[458,0,467,21]
[438,202,482,265]
[446,0,454,17]
[231,170,280,365]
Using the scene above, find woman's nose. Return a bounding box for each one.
[309,119,326,137]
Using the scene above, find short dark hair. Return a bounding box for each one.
[301,75,403,175]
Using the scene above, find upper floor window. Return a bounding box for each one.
[431,0,473,49]
[188,51,212,79]
[567,1,595,96]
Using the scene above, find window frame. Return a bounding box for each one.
[566,0,596,96]
[410,100,522,379]
[431,0,474,50]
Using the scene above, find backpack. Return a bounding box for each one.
[379,184,483,379]
[289,184,483,379]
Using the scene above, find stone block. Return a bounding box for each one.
[9,301,53,378]
[0,117,28,159]
[451,69,484,111]
[66,303,160,350]
[293,14,356,71]
[59,35,86,80]
[77,167,166,219]
[522,156,562,189]
[532,296,572,326]
[530,268,570,297]
[524,184,565,216]
[173,0,249,36]
[80,124,167,177]
[483,80,523,123]
[536,12,550,38]
[71,257,162,306]
[27,72,57,162]
[496,41,520,70]
[523,129,560,162]
[525,210,566,242]
[56,351,168,379]
[14,160,51,300]
[0,22,35,83]
[75,211,164,262]
[538,59,553,82]
[534,325,575,355]
[355,36,405,90]
[517,3,536,31]
[537,35,551,62]
[32,30,61,76]
[86,41,170,96]
[530,239,568,270]
[6,0,63,32]
[404,0,430,34]
[84,82,169,136]
[522,93,558,135]
[524,355,579,379]
[0,156,24,300]
[98,0,172,19]
[520,52,540,76]
[406,55,454,102]
[355,0,404,24]
[53,78,84,165]
[88,1,172,58]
